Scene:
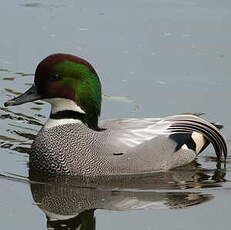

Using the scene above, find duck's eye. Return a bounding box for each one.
[49,73,61,81]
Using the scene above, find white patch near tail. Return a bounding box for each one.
[181,144,189,150]
[191,132,206,153]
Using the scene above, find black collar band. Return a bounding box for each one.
[50,110,104,131]
[50,110,85,120]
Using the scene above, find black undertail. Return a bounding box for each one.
[170,133,196,152]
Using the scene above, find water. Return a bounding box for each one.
[0,0,230,229]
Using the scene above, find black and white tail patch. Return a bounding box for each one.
[168,119,227,161]
[170,133,196,152]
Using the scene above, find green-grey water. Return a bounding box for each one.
[0,0,230,229]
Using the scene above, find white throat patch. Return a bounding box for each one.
[44,98,85,114]
[44,98,85,129]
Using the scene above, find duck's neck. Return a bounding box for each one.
[44,98,100,130]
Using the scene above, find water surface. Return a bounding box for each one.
[0,0,230,229]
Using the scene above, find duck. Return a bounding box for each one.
[4,53,227,176]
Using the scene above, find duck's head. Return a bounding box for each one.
[4,53,102,130]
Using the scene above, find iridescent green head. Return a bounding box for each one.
[5,53,102,130]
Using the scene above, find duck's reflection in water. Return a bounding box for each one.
[29,162,226,230]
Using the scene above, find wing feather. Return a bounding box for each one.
[101,115,227,162]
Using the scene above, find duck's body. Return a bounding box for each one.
[5,53,227,176]
[31,114,226,176]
